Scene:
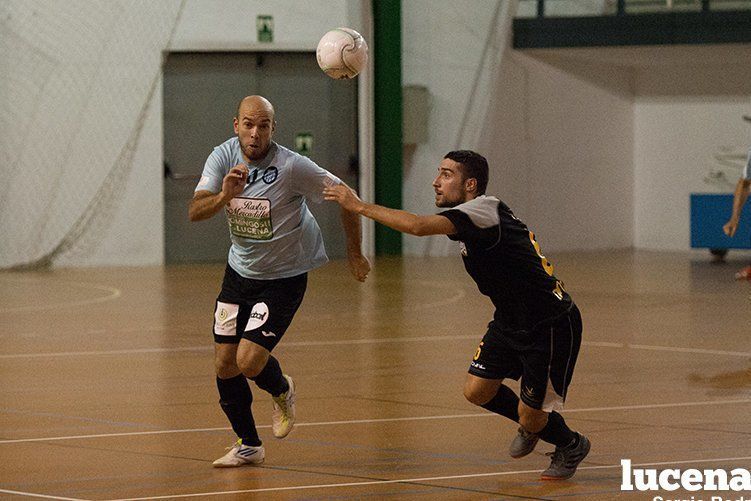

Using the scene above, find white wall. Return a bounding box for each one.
[401,1,634,256]
[401,0,503,256]
[634,66,751,250]
[485,52,634,252]
[172,0,350,49]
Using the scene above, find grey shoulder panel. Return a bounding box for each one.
[455,196,500,229]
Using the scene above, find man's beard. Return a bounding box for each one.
[435,196,462,208]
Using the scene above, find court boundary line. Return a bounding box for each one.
[0,277,462,316]
[0,334,478,359]
[104,455,751,500]
[5,453,751,501]
[1,338,749,360]
[0,488,88,501]
[1,397,749,445]
[0,278,121,313]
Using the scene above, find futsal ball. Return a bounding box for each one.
[316,28,368,79]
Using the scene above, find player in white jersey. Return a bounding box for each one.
[189,95,370,467]
[722,146,751,280]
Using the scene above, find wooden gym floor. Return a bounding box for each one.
[1,250,750,500]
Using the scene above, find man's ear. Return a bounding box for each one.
[465,177,477,194]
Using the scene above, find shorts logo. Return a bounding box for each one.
[214,302,238,336]
[245,302,269,331]
[261,330,276,337]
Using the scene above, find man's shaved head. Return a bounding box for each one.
[233,95,276,162]
[236,95,275,120]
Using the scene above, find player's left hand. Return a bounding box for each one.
[347,252,371,282]
[323,184,362,212]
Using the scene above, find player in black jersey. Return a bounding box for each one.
[324,150,590,480]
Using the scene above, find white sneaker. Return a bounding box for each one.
[271,374,296,438]
[212,440,265,467]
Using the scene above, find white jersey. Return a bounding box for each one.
[743,146,751,180]
[195,139,340,280]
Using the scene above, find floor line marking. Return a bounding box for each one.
[0,488,89,501]
[104,455,751,500]
[1,338,749,359]
[1,398,748,445]
[0,335,480,359]
[0,278,121,313]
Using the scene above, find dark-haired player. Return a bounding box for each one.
[324,150,590,480]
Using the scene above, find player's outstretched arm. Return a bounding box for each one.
[324,184,456,237]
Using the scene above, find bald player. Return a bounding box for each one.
[189,95,370,467]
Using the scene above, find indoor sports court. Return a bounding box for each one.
[1,252,750,499]
[2,1,751,500]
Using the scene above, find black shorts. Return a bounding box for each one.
[212,264,307,351]
[468,304,582,412]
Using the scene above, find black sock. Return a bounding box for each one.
[480,384,520,422]
[538,411,577,448]
[216,374,261,446]
[250,355,289,396]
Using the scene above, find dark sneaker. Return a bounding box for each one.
[509,426,540,458]
[540,433,591,480]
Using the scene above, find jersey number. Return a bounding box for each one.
[529,231,566,300]
[529,231,554,276]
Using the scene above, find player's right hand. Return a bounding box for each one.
[323,184,363,212]
[221,164,249,200]
[723,219,738,237]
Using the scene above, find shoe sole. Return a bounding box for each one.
[539,438,591,480]
[212,459,264,468]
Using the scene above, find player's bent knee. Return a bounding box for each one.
[463,385,494,406]
[214,347,241,379]
[214,358,240,379]
[463,376,501,406]
[237,356,265,378]
[236,339,271,378]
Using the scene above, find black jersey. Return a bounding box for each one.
[439,195,572,333]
